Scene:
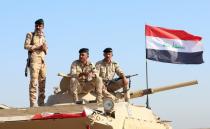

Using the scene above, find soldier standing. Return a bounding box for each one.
[96,48,130,102]
[24,19,48,107]
[69,48,103,103]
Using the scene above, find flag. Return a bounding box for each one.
[145,25,203,64]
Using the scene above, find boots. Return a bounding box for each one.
[30,102,38,108]
[38,94,45,106]
[38,99,45,106]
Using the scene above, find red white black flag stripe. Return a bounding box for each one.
[145,25,203,64]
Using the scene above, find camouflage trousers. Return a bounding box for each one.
[29,58,46,107]
[106,79,130,102]
[70,76,103,102]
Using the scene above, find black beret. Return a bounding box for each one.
[35,19,44,25]
[79,48,89,53]
[103,48,113,53]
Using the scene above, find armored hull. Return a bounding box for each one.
[0,78,198,129]
[0,102,171,129]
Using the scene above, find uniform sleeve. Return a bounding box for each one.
[95,62,101,76]
[70,62,78,78]
[91,63,99,77]
[43,37,48,54]
[114,62,125,78]
[24,33,33,51]
[24,32,43,51]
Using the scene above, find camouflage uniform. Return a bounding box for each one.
[96,59,130,101]
[69,60,103,102]
[24,31,47,107]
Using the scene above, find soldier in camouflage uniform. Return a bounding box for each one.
[24,19,48,107]
[96,48,130,102]
[69,48,103,103]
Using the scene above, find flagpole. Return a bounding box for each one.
[145,25,150,109]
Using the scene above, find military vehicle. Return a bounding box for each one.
[0,73,198,129]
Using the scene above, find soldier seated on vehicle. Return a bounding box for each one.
[96,48,130,102]
[69,48,103,103]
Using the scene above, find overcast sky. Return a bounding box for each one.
[0,0,209,129]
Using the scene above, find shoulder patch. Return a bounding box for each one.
[89,62,94,66]
[112,61,118,65]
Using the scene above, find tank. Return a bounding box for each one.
[0,73,198,129]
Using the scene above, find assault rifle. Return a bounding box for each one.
[24,52,31,77]
[106,74,139,88]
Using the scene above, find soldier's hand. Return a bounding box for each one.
[41,44,47,51]
[88,72,96,78]
[78,72,87,78]
[78,73,83,78]
[32,45,43,51]
[122,77,128,86]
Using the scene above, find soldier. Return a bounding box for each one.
[24,19,48,107]
[96,48,130,102]
[69,48,103,103]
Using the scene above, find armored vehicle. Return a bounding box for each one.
[0,73,198,129]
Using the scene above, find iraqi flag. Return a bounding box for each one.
[146,25,203,64]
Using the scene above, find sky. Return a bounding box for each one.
[0,0,210,129]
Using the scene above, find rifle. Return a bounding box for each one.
[24,32,34,77]
[24,59,28,77]
[106,74,139,88]
[113,74,138,81]
[58,72,94,81]
[24,52,31,77]
[58,72,71,78]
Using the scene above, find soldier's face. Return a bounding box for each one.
[35,24,44,32]
[79,53,89,63]
[104,52,113,61]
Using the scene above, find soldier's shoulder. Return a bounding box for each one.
[26,32,34,38]
[72,60,80,65]
[112,61,118,65]
[88,61,95,66]
[26,32,34,36]
[96,60,103,65]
